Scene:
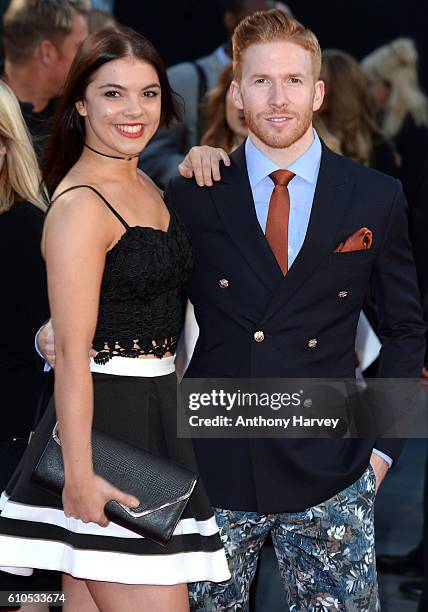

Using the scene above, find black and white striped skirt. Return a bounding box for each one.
[0,358,230,585]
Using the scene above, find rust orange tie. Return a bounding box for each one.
[265,169,295,275]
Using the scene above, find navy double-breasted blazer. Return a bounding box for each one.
[166,142,426,513]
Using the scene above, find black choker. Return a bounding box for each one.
[84,143,140,161]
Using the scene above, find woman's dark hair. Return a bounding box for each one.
[42,26,180,195]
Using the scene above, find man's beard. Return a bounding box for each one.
[244,106,313,149]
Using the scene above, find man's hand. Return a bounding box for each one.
[38,320,56,368]
[369,452,389,493]
[37,320,98,368]
[178,146,231,187]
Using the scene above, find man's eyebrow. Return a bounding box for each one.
[249,72,306,79]
[97,83,161,90]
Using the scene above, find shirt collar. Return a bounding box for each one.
[245,129,322,190]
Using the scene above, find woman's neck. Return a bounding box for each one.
[76,144,141,183]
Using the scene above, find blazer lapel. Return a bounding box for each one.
[260,145,355,324]
[208,142,283,293]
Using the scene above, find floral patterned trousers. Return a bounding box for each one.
[189,466,379,611]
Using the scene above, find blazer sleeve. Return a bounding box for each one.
[371,180,426,461]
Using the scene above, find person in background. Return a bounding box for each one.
[362,38,428,204]
[1,0,89,161]
[319,49,399,175]
[138,0,272,188]
[363,37,428,607]
[87,8,117,34]
[0,79,48,491]
[363,39,428,315]
[0,78,55,612]
[201,63,247,152]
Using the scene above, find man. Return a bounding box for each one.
[138,0,272,188]
[1,0,89,160]
[166,9,426,610]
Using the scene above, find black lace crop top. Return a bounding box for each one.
[53,185,193,364]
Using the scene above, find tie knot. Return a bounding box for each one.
[270,169,295,187]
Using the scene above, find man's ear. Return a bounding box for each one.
[230,80,244,111]
[313,80,325,112]
[75,100,87,117]
[38,39,59,66]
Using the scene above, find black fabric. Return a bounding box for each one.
[51,186,193,363]
[394,113,428,206]
[0,202,49,438]
[394,115,428,364]
[0,440,27,491]
[165,141,426,513]
[369,135,400,178]
[19,98,57,164]
[0,201,60,594]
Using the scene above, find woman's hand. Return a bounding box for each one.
[178,146,231,187]
[63,473,140,527]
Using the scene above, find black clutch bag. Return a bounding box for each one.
[32,423,198,546]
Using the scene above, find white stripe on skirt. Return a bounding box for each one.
[0,536,230,584]
[0,492,220,538]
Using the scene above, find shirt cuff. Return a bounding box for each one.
[35,325,51,373]
[372,448,393,467]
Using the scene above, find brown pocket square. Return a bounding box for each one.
[334,227,373,252]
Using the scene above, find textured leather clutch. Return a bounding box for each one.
[32,423,198,546]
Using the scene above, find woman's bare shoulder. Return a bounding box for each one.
[44,179,114,248]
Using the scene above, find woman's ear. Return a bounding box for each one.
[75,100,87,117]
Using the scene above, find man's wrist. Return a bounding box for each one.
[372,448,392,468]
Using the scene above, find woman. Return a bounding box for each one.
[317,49,398,175]
[362,39,428,365]
[0,79,58,611]
[362,38,428,200]
[0,80,49,490]
[201,63,247,153]
[0,27,229,611]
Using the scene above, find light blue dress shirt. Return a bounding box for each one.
[244,131,392,468]
[245,130,321,269]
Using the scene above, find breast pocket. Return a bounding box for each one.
[328,250,374,267]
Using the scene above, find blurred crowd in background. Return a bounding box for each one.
[1,1,428,610]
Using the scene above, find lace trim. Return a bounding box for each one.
[92,337,177,364]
